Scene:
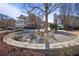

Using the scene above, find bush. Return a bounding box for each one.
[50,24,57,31]
[35,24,41,29]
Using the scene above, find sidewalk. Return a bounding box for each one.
[58,30,79,37]
[70,30,79,36]
[0,31,6,33]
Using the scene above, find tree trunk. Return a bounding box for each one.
[62,15,68,31]
[44,3,57,49]
[44,3,49,49]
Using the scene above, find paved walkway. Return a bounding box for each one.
[0,31,6,33]
[70,30,79,36]
[58,30,79,37]
[0,30,15,33]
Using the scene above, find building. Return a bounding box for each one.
[0,20,6,28]
[54,14,79,29]
[26,13,44,28]
[7,18,16,28]
[0,13,16,29]
[16,14,45,29]
[54,3,79,29]
[16,15,27,28]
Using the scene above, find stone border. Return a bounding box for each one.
[3,31,79,49]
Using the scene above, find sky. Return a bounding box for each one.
[0,3,60,23]
[0,3,27,19]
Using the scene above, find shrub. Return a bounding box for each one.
[35,24,41,29]
[50,24,57,31]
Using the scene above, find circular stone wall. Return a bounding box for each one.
[3,31,79,49]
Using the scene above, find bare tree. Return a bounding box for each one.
[22,3,61,49]
[60,3,72,30]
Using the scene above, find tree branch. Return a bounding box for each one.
[48,4,62,14]
[48,4,58,13]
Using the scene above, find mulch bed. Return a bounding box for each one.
[0,32,79,56]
